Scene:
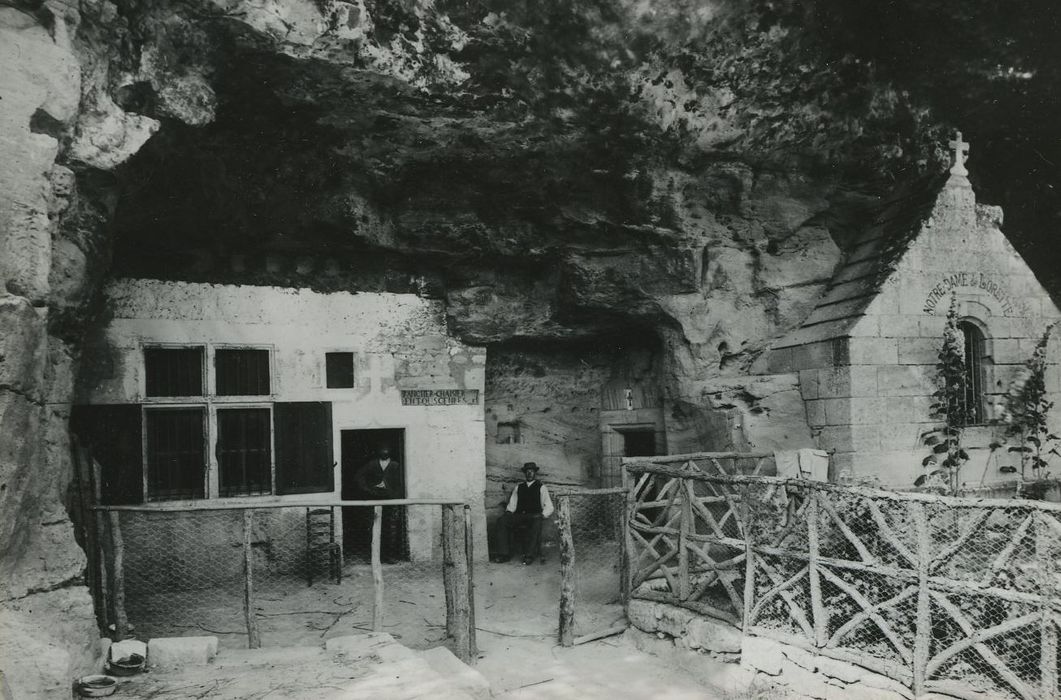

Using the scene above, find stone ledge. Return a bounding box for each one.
[147,636,218,671]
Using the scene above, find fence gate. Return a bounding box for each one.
[556,488,629,646]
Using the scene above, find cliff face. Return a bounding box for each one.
[1,0,1057,694]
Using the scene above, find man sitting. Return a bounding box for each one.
[492,462,554,564]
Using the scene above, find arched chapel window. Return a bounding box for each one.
[959,320,987,425]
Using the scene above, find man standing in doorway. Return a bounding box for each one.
[356,444,405,563]
[492,462,554,564]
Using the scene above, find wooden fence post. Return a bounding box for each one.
[679,479,691,601]
[442,504,474,663]
[105,511,128,640]
[372,505,384,633]
[806,490,826,648]
[1037,512,1058,700]
[622,481,637,609]
[242,509,261,648]
[558,496,575,647]
[72,441,104,629]
[462,504,478,658]
[741,482,755,631]
[912,502,931,697]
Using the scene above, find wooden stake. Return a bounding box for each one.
[912,502,931,697]
[678,480,692,601]
[243,509,261,648]
[573,623,627,646]
[806,491,826,648]
[1037,512,1058,700]
[106,511,128,640]
[72,440,104,631]
[558,496,576,647]
[372,505,384,633]
[463,504,478,658]
[622,483,636,608]
[442,505,473,662]
[741,483,755,630]
[93,459,109,632]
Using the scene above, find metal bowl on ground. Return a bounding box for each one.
[75,675,117,697]
[106,653,145,676]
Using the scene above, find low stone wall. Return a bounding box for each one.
[627,599,915,700]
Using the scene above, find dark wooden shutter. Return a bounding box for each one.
[274,402,334,494]
[70,404,144,505]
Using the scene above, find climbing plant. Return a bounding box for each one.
[916,297,972,495]
[1002,325,1058,498]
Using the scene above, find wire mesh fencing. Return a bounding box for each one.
[556,488,628,645]
[92,500,476,661]
[624,457,1061,700]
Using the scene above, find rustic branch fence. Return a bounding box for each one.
[625,456,1061,700]
[88,499,477,663]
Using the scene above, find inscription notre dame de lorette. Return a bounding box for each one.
[922,271,1025,315]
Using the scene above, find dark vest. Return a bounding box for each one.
[516,481,543,514]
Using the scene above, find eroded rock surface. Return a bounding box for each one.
[3,0,1061,695]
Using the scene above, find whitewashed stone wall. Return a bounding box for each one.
[79,279,488,559]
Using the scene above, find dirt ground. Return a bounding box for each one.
[124,548,622,650]
[120,554,771,699]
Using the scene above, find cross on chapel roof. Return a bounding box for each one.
[949,130,970,176]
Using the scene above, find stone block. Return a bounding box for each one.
[875,314,921,338]
[878,423,925,451]
[848,338,897,365]
[819,424,880,452]
[684,617,742,653]
[849,398,887,425]
[884,396,932,424]
[147,637,218,670]
[805,399,827,428]
[821,398,849,425]
[897,337,937,365]
[419,646,490,700]
[799,370,819,400]
[876,365,931,397]
[740,636,783,676]
[919,315,946,337]
[991,338,1020,362]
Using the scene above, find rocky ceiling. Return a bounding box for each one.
[46,0,1061,352]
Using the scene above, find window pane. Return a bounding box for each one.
[960,322,986,425]
[325,352,354,388]
[145,348,204,397]
[146,408,205,500]
[218,408,272,497]
[216,349,271,396]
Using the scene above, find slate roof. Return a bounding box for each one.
[771,173,949,349]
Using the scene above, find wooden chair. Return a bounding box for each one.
[306,507,342,585]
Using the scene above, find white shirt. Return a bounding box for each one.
[506,480,554,518]
[375,458,391,488]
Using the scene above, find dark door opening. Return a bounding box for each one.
[341,428,407,561]
[622,429,657,458]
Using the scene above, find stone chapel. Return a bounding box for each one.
[760,134,1061,486]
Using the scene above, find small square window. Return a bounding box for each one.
[216,348,271,396]
[145,347,204,397]
[325,352,355,388]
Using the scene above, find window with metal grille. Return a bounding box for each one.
[960,321,987,425]
[217,408,272,497]
[145,408,206,500]
[216,348,271,396]
[325,352,355,388]
[145,347,204,397]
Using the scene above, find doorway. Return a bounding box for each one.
[621,429,657,459]
[340,428,407,561]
